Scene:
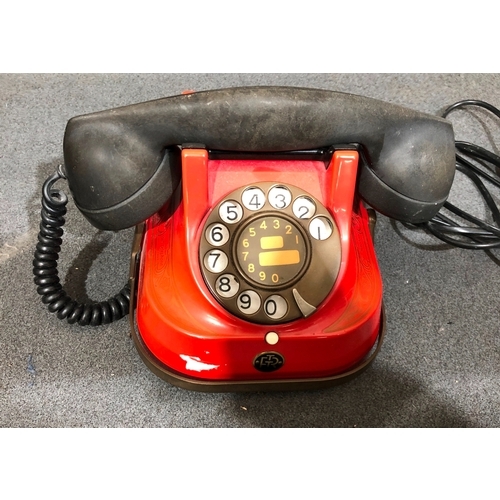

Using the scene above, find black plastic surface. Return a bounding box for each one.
[63,86,456,230]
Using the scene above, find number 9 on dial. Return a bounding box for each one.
[237,290,261,315]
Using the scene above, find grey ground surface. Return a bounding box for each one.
[1,73,499,427]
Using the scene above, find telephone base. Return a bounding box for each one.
[129,149,385,390]
[129,308,385,392]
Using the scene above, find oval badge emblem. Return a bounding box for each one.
[253,352,285,373]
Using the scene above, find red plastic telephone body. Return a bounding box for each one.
[132,149,384,391]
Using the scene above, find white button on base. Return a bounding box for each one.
[265,331,279,345]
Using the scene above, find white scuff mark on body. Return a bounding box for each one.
[180,354,219,372]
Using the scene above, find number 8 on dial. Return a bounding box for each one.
[215,274,239,298]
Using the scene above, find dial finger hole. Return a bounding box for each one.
[219,201,243,224]
[263,295,288,320]
[309,216,333,240]
[215,274,240,298]
[205,223,230,246]
[268,186,292,209]
[203,250,228,273]
[242,187,266,211]
[236,290,261,315]
[293,196,316,219]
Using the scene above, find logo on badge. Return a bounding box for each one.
[253,352,285,372]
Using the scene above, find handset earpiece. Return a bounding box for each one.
[63,109,182,231]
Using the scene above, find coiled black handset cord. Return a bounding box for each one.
[33,165,131,326]
[420,100,500,249]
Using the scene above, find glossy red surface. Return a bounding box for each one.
[136,150,383,382]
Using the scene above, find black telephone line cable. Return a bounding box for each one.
[419,99,500,249]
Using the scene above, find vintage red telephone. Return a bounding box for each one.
[33,87,459,391]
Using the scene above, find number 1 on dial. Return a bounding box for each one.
[309,217,333,241]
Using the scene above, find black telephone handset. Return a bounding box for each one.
[63,86,455,230]
[35,87,457,391]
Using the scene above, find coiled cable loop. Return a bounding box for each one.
[33,166,130,326]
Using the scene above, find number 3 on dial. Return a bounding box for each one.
[268,186,291,209]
